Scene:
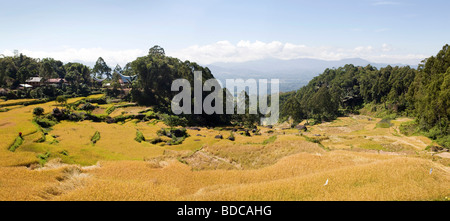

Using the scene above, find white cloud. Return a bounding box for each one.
[171,40,426,65]
[1,41,427,66]
[381,43,393,52]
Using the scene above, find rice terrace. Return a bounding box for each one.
[0,92,448,201]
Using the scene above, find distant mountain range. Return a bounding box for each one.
[205,58,417,92]
[79,57,417,93]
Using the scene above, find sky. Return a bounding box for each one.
[0,0,449,66]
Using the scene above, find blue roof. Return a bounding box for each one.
[119,73,137,83]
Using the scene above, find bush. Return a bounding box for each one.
[376,117,393,128]
[227,131,235,141]
[52,108,71,121]
[157,128,188,138]
[37,152,51,166]
[81,102,96,114]
[56,95,67,106]
[9,136,24,152]
[105,105,116,115]
[150,137,164,144]
[156,128,189,145]
[68,112,83,121]
[135,130,145,143]
[436,135,450,148]
[168,136,187,145]
[399,121,419,136]
[91,131,101,144]
[114,114,135,123]
[159,114,188,128]
[34,117,57,128]
[33,107,44,116]
[87,97,107,104]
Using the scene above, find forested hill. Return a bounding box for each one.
[280,44,450,147]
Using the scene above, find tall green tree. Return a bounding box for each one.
[148,45,165,56]
[93,57,111,79]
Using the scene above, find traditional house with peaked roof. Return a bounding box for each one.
[25,77,42,87]
[118,73,137,87]
[25,77,68,88]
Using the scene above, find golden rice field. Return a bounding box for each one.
[0,97,449,201]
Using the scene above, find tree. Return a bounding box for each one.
[56,95,67,106]
[281,96,304,123]
[81,102,96,114]
[161,114,188,129]
[93,57,111,79]
[33,107,44,116]
[122,62,134,76]
[0,54,39,88]
[39,58,65,82]
[113,64,122,75]
[149,45,165,56]
[112,64,122,83]
[308,85,338,122]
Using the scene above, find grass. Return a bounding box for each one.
[376,118,393,128]
[262,135,277,145]
[9,136,24,152]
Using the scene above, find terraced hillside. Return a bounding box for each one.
[0,97,449,201]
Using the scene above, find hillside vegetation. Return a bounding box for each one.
[281,44,450,148]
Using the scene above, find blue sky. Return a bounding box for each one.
[0,0,449,66]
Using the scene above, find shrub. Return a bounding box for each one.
[150,137,164,144]
[135,130,145,143]
[168,136,187,145]
[436,135,450,148]
[81,102,96,114]
[114,114,134,123]
[37,152,51,166]
[33,107,44,116]
[376,118,393,128]
[106,105,116,115]
[34,117,57,128]
[68,112,83,121]
[9,136,24,152]
[87,97,107,104]
[156,128,189,145]
[227,132,235,141]
[52,108,71,121]
[157,128,188,138]
[91,131,101,144]
[159,114,188,128]
[60,150,69,156]
[105,116,115,124]
[56,95,67,106]
[88,114,107,122]
[399,121,419,136]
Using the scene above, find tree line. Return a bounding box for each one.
[280,44,450,147]
[0,52,135,99]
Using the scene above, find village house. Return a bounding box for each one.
[24,77,68,88]
[25,77,42,87]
